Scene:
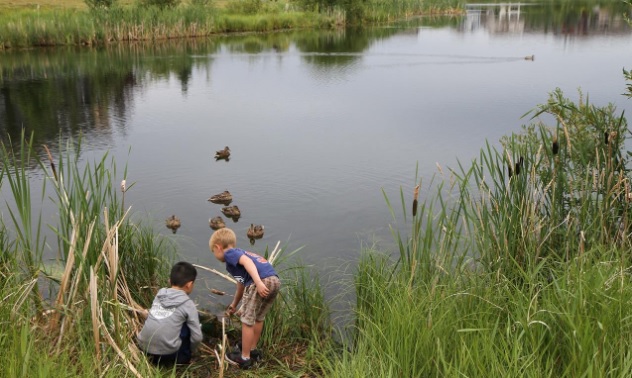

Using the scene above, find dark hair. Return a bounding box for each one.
[170,261,197,287]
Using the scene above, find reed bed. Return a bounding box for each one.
[313,86,632,377]
[362,0,462,23]
[0,134,173,377]
[0,5,338,49]
[0,0,462,49]
[0,133,333,376]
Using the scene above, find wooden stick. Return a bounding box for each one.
[193,264,237,284]
[268,241,281,265]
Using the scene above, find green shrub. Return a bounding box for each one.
[138,0,181,9]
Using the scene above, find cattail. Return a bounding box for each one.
[515,156,524,176]
[508,165,513,178]
[120,179,126,193]
[552,135,559,155]
[604,131,609,145]
[43,145,58,182]
[412,184,420,217]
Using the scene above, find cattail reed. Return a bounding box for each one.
[43,144,58,182]
[552,134,559,155]
[512,156,524,176]
[412,184,420,217]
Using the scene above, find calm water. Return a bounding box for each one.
[1,1,632,296]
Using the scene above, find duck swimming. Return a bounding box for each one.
[247,224,264,244]
[215,146,230,160]
[209,216,226,230]
[221,205,241,221]
[165,215,181,234]
[208,190,233,205]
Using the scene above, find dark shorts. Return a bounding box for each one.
[239,275,281,326]
[146,323,192,366]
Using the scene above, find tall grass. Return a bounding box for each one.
[0,134,335,376]
[0,134,174,376]
[0,5,339,49]
[0,0,462,49]
[314,87,632,377]
[363,0,462,23]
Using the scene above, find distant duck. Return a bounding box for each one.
[209,216,226,230]
[524,55,535,61]
[221,205,241,221]
[165,215,181,234]
[215,146,231,160]
[208,190,233,205]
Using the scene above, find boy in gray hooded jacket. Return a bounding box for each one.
[138,262,203,366]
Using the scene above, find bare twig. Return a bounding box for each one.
[193,264,237,284]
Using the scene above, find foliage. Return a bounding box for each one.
[138,0,180,9]
[315,82,632,376]
[0,134,174,376]
[626,68,632,98]
[84,0,117,10]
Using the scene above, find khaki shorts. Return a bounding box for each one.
[239,275,281,326]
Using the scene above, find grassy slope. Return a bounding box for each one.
[0,0,221,9]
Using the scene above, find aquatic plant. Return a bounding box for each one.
[0,133,174,376]
[312,85,632,377]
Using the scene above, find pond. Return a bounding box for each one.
[1,1,632,298]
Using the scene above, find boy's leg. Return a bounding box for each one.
[175,323,192,364]
[251,320,264,349]
[241,323,255,359]
[238,277,280,359]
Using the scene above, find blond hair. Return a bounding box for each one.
[209,228,237,250]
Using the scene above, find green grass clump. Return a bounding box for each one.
[0,0,462,49]
[0,134,174,376]
[0,134,333,376]
[312,84,632,376]
[319,248,632,377]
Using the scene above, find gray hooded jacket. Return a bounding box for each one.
[137,288,203,355]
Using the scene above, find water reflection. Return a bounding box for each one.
[462,1,631,36]
[0,1,630,156]
[0,24,453,157]
[0,40,221,151]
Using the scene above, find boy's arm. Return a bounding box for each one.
[228,282,245,314]
[185,301,203,346]
[238,255,270,297]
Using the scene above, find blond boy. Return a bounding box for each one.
[209,228,280,369]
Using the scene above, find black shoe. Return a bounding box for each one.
[227,351,253,370]
[250,349,262,362]
[235,342,263,362]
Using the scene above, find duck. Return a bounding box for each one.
[208,190,233,205]
[221,205,241,221]
[209,216,226,230]
[215,146,231,160]
[246,224,264,240]
[165,215,181,234]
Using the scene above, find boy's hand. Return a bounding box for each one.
[256,282,270,298]
[226,304,236,315]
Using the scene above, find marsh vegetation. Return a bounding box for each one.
[0,0,463,49]
[2,0,632,376]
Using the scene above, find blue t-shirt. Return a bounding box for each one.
[224,248,277,286]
